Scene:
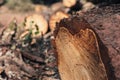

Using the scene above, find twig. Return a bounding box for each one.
[21,51,44,63]
[43,31,53,39]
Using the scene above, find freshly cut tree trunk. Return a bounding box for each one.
[53,16,113,80]
[62,0,76,7]
[49,11,69,31]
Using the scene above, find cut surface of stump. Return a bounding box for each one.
[49,11,69,31]
[62,0,76,7]
[24,14,48,38]
[54,16,113,80]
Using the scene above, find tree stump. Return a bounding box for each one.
[53,16,114,80]
[49,11,69,31]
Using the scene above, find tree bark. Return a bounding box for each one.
[53,16,114,80]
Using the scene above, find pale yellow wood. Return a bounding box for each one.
[55,27,108,80]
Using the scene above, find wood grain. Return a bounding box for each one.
[54,16,112,80]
